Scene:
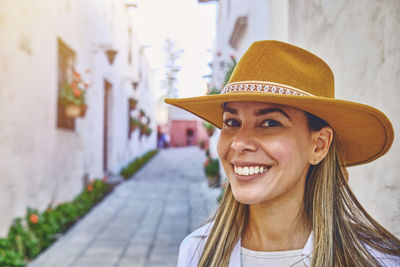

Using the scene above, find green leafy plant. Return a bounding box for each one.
[120,150,158,179]
[207,88,221,95]
[203,122,215,137]
[1,179,111,266]
[129,98,138,110]
[0,238,25,267]
[224,56,237,86]
[198,140,206,149]
[204,158,220,178]
[129,118,141,131]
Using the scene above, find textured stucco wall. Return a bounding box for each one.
[0,0,156,236]
[288,0,400,236]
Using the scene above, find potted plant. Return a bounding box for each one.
[199,140,206,150]
[139,122,147,137]
[204,157,220,187]
[59,71,89,118]
[129,117,140,132]
[129,98,138,110]
[223,55,237,86]
[203,122,215,137]
[144,126,152,136]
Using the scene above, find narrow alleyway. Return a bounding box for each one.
[28,147,221,267]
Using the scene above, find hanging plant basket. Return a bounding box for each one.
[207,128,214,137]
[129,118,140,132]
[129,98,138,110]
[64,104,84,118]
[145,127,152,136]
[203,122,215,137]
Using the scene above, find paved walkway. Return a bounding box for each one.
[28,147,221,267]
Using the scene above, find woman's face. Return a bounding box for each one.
[217,101,317,205]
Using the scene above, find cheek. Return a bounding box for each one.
[264,137,305,164]
[217,133,230,159]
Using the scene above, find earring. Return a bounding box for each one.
[313,160,318,164]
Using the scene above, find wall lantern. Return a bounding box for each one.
[91,43,118,66]
[132,81,139,90]
[105,49,118,65]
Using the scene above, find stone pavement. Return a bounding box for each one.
[28,147,221,267]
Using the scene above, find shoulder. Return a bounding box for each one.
[177,222,213,267]
[367,247,400,267]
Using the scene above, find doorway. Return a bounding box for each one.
[103,80,112,172]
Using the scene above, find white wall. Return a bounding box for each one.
[210,0,400,236]
[287,0,400,236]
[0,0,156,235]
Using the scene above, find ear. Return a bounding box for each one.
[309,126,333,165]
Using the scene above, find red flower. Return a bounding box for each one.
[102,176,108,182]
[87,184,93,191]
[73,89,82,97]
[71,82,78,90]
[230,54,235,60]
[83,83,89,88]
[29,214,39,224]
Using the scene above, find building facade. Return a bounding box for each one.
[0,0,157,235]
[207,0,400,236]
[168,106,209,148]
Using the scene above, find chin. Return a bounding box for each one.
[231,187,265,205]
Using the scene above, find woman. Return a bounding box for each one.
[166,40,400,266]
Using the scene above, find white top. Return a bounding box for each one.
[241,247,307,267]
[177,222,400,267]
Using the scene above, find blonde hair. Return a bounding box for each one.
[198,113,400,267]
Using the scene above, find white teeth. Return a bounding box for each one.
[233,165,268,176]
[249,167,254,175]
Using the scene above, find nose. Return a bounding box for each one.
[230,126,257,153]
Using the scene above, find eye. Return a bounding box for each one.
[223,118,240,127]
[261,119,281,127]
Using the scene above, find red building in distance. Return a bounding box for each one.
[168,106,209,147]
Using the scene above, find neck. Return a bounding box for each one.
[242,187,311,251]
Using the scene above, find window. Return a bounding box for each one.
[57,38,76,130]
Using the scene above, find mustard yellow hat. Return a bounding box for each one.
[165,40,394,166]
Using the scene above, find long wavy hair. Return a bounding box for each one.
[198,112,400,267]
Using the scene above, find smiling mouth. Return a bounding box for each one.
[233,165,270,176]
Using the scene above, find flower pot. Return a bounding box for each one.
[130,124,138,132]
[207,175,219,187]
[129,102,137,110]
[64,104,83,118]
[79,105,88,118]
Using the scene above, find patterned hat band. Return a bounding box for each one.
[221,81,314,97]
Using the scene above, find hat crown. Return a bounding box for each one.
[229,40,335,98]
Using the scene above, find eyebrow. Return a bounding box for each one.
[222,105,237,115]
[255,108,290,119]
[222,105,290,119]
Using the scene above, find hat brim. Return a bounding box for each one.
[165,92,394,167]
